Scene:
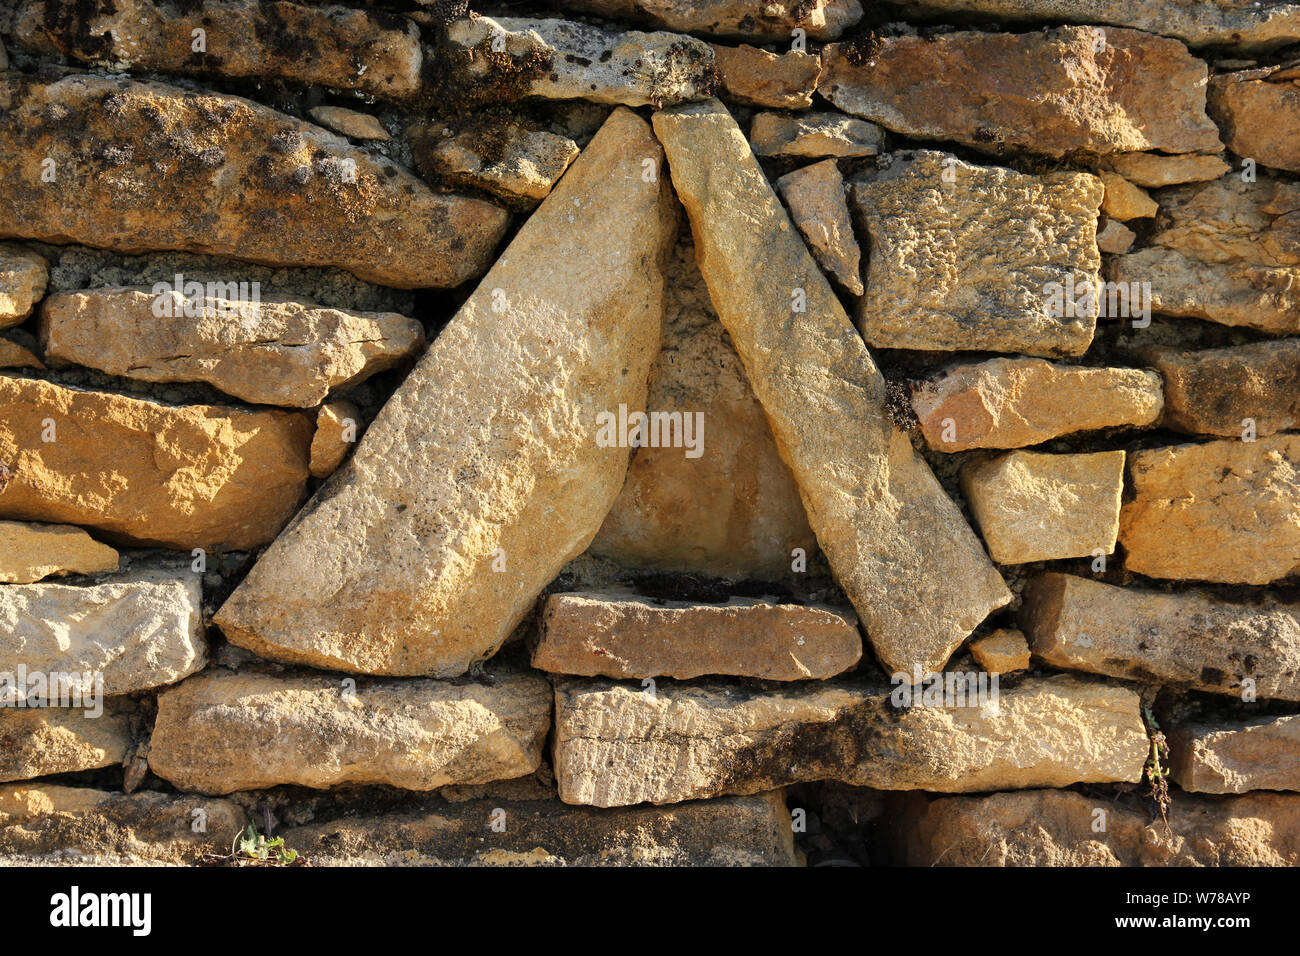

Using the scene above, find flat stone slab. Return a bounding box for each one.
[750,111,883,158]
[0,705,131,783]
[1170,714,1300,794]
[556,0,863,41]
[0,521,118,584]
[712,44,822,109]
[1143,339,1300,438]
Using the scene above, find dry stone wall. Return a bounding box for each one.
[0,0,1297,868]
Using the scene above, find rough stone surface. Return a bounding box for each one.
[0,521,118,584]
[1170,715,1300,794]
[750,111,882,158]
[282,792,800,866]
[149,668,552,795]
[820,28,1222,158]
[1109,151,1233,186]
[39,288,425,408]
[969,628,1031,674]
[555,0,862,41]
[0,567,207,697]
[851,152,1103,356]
[654,101,1010,676]
[1210,72,1300,174]
[1096,219,1136,254]
[711,44,821,108]
[0,245,48,330]
[533,588,861,680]
[0,706,131,784]
[1119,434,1300,584]
[1147,176,1300,267]
[13,0,423,100]
[0,340,42,369]
[1099,171,1158,220]
[216,109,678,677]
[1021,572,1300,701]
[0,375,312,551]
[308,107,391,141]
[554,674,1146,806]
[960,450,1125,564]
[911,358,1163,452]
[309,400,359,479]
[416,120,580,207]
[1144,339,1300,438]
[0,74,508,289]
[776,160,863,295]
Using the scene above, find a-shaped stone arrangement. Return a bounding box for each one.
[0,0,1298,867]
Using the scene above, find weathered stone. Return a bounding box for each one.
[1120,434,1300,584]
[0,375,312,551]
[215,109,677,677]
[588,231,817,579]
[1149,176,1300,266]
[750,111,882,158]
[821,28,1222,158]
[911,358,1164,452]
[14,0,422,100]
[1108,151,1232,187]
[1144,339,1300,438]
[416,120,580,207]
[1021,572,1300,700]
[653,102,1010,676]
[0,244,47,329]
[0,334,42,370]
[711,44,821,108]
[0,706,131,784]
[149,668,551,794]
[1096,219,1136,254]
[534,588,861,680]
[897,788,1300,866]
[554,673,1146,806]
[1099,171,1158,220]
[0,784,245,865]
[1170,715,1300,794]
[40,288,424,408]
[443,17,716,108]
[851,152,1103,356]
[969,628,1030,675]
[0,521,118,584]
[282,792,800,866]
[0,567,206,696]
[1210,72,1300,173]
[0,75,508,289]
[309,400,359,479]
[555,0,862,41]
[961,450,1125,564]
[776,159,863,295]
[308,106,391,141]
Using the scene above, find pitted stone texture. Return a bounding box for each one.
[1170,715,1300,794]
[1144,339,1300,438]
[1146,176,1300,267]
[555,0,862,41]
[0,521,118,584]
[777,159,863,295]
[750,111,883,158]
[711,44,821,108]
[0,245,48,329]
[0,706,131,784]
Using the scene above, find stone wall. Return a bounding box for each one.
[0,0,1297,867]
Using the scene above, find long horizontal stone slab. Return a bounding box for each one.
[0,520,118,584]
[1170,714,1300,794]
[533,589,862,680]
[555,0,862,41]
[1021,572,1300,701]
[148,668,553,794]
[0,75,508,289]
[1148,176,1300,267]
[1143,339,1300,438]
[0,705,131,784]
[0,375,311,551]
[553,673,1147,806]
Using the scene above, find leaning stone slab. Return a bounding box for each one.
[216,109,677,677]
[0,244,48,329]
[0,567,207,697]
[0,521,118,584]
[0,706,131,784]
[0,75,508,289]
[554,674,1146,806]
[1170,715,1300,794]
[13,0,423,100]
[820,28,1222,157]
[555,0,862,41]
[1119,434,1300,585]
[149,668,552,795]
[1021,572,1300,701]
[911,358,1163,451]
[0,375,312,551]
[851,152,1103,356]
[653,101,1010,676]
[282,792,799,866]
[776,159,863,295]
[534,588,861,680]
[1143,339,1300,438]
[309,400,359,479]
[40,288,424,408]
[1210,71,1300,174]
[711,44,822,109]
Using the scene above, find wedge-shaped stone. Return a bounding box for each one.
[750,111,882,158]
[1119,435,1300,584]
[711,44,822,108]
[851,152,1103,355]
[1021,572,1300,700]
[896,788,1300,867]
[821,28,1222,157]
[777,159,863,295]
[415,120,579,208]
[0,375,311,551]
[534,589,861,680]
[1107,151,1232,187]
[282,792,799,866]
[912,358,1163,451]
[309,400,359,479]
[1210,72,1300,173]
[0,521,118,584]
[0,338,42,370]
[150,668,551,795]
[1096,219,1136,254]
[961,450,1125,564]
[216,109,677,677]
[0,706,131,784]
[0,75,508,289]
[0,567,206,697]
[555,0,862,40]
[0,784,245,865]
[1144,340,1300,438]
[309,107,390,141]
[0,245,47,329]
[554,673,1146,806]
[1170,715,1300,794]
[653,102,1010,676]
[14,0,423,100]
[1099,171,1157,220]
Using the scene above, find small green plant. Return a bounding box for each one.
[211,824,300,866]
[1142,705,1173,836]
